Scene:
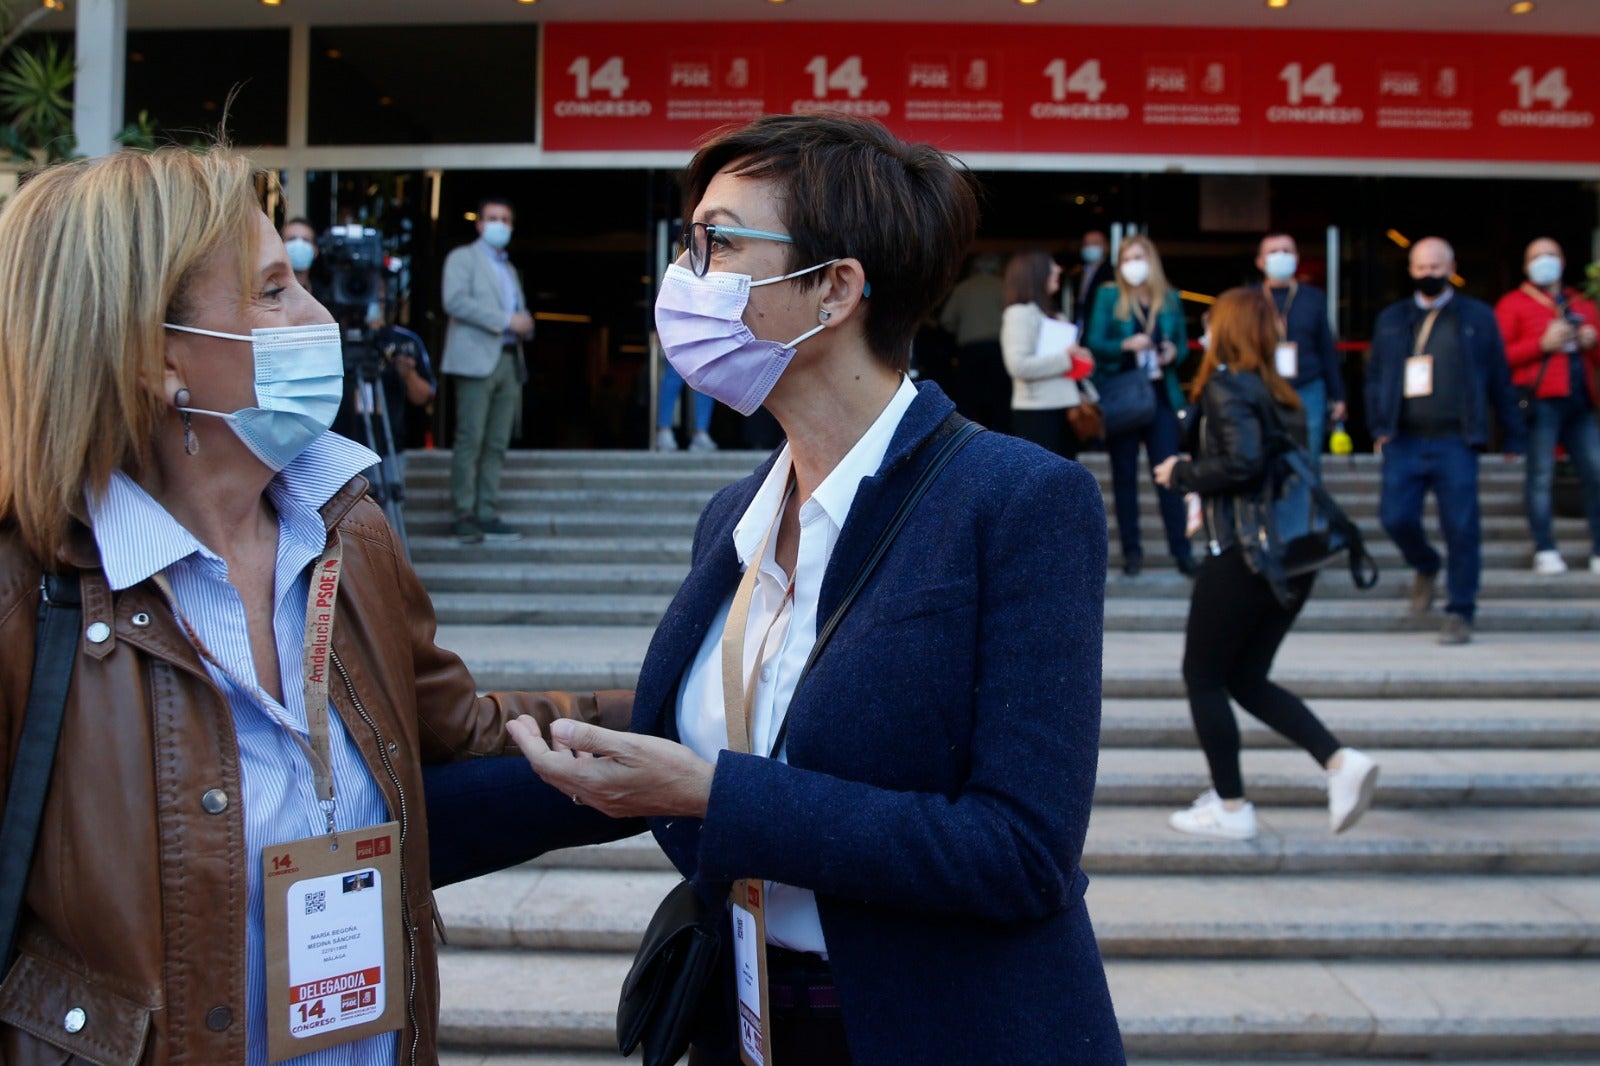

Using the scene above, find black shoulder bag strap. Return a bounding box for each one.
[1260,394,1380,593]
[768,414,984,758]
[0,570,82,966]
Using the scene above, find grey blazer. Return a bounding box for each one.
[440,240,529,378]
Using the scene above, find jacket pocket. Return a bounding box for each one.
[0,951,152,1066]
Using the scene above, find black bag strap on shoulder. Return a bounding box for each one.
[0,570,82,967]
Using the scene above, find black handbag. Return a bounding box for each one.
[1097,366,1157,436]
[616,417,984,1066]
[1241,411,1378,608]
[0,571,82,968]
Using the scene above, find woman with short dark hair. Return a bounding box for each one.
[509,113,1123,1065]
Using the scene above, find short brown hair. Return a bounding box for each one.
[682,113,979,371]
[0,147,271,562]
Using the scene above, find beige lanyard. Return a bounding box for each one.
[152,539,345,836]
[720,509,792,758]
[1412,306,1444,358]
[1273,281,1298,341]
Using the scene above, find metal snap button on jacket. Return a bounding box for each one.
[63,1008,86,1033]
[85,621,111,644]
[131,612,151,627]
[205,1006,231,1032]
[201,789,228,814]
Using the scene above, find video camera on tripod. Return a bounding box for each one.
[318,225,410,552]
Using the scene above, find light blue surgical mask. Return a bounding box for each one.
[284,237,316,273]
[1527,254,1563,289]
[1081,244,1105,264]
[164,321,345,471]
[481,221,512,250]
[1263,250,1298,283]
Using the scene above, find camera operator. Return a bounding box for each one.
[331,292,437,483]
[315,224,435,549]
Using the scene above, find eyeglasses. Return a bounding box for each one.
[679,221,793,278]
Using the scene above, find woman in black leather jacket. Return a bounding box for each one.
[1154,288,1379,841]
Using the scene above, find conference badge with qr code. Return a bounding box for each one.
[262,821,404,1062]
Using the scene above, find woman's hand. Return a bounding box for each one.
[505,716,716,819]
[1121,333,1153,353]
[1153,454,1182,488]
[1158,339,1178,365]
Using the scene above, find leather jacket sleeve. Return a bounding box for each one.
[388,510,633,762]
[1170,376,1266,497]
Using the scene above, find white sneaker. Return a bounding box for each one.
[655,427,678,452]
[1590,556,1600,575]
[1533,549,1568,576]
[1326,747,1379,834]
[688,431,719,453]
[1168,790,1258,841]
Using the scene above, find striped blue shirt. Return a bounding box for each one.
[87,432,397,1066]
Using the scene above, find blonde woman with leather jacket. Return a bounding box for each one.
[0,147,630,1065]
[1154,288,1378,843]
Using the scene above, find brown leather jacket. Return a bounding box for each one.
[0,479,631,1065]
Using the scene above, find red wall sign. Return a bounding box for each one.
[541,23,1600,164]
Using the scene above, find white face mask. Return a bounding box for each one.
[1263,251,1298,283]
[1119,259,1150,287]
[1527,254,1563,288]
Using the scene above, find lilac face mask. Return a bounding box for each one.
[653,261,835,416]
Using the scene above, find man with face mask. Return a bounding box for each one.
[1072,229,1115,340]
[1365,236,1524,645]
[1253,233,1345,469]
[441,196,534,543]
[1494,237,1600,576]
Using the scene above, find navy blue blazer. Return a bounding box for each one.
[632,382,1124,1064]
[1364,293,1525,451]
[1253,282,1344,402]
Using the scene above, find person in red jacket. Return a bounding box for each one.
[1495,237,1600,576]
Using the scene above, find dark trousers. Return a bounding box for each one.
[1525,394,1600,554]
[1107,383,1191,563]
[1010,406,1080,461]
[688,947,853,1066]
[1181,547,1341,800]
[1379,434,1481,620]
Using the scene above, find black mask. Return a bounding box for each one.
[1415,274,1450,298]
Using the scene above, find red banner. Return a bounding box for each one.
[541,23,1600,164]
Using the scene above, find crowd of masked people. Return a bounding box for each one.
[930,229,1600,644]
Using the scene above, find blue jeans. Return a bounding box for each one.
[1525,395,1600,554]
[659,363,714,432]
[1295,379,1326,473]
[1379,435,1481,621]
[1107,382,1191,563]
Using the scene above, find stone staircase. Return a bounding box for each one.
[402,449,1600,1064]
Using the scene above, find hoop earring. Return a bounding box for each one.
[175,388,198,456]
[819,309,832,322]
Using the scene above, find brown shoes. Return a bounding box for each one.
[1409,571,1437,618]
[1438,613,1473,645]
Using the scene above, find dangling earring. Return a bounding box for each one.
[819,309,833,322]
[175,388,198,456]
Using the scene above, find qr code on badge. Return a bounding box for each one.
[304,890,326,916]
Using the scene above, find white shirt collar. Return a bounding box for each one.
[86,432,379,591]
[731,375,919,567]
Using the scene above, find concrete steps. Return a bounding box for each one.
[402,450,1600,1061]
[434,950,1600,1056]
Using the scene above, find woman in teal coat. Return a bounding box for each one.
[1087,234,1197,576]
